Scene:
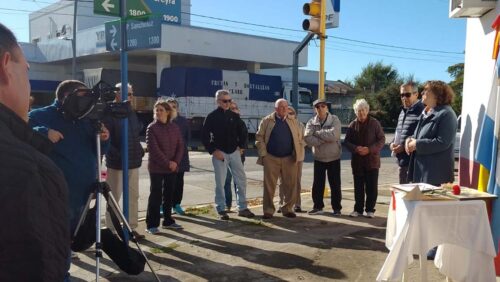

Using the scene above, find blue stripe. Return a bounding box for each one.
[475,114,495,170]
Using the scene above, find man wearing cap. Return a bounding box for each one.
[390,82,424,183]
[255,98,303,219]
[304,99,343,216]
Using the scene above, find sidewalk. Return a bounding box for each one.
[69,154,446,281]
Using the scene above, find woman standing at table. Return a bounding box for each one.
[344,99,385,218]
[405,80,457,260]
[405,80,457,186]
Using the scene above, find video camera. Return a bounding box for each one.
[62,80,131,121]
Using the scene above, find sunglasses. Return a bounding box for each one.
[219,99,232,103]
[400,92,413,98]
[315,104,327,109]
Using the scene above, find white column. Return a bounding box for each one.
[156,53,171,87]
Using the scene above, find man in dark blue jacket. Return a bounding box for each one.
[29,80,110,234]
[390,82,424,184]
[104,83,145,239]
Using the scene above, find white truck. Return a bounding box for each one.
[158,67,314,134]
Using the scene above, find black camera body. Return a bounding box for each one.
[62,80,131,121]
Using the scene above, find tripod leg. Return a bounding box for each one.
[102,182,162,282]
[73,191,95,239]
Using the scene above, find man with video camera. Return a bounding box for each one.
[0,23,70,281]
[30,80,110,235]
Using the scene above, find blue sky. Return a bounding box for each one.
[2,0,465,83]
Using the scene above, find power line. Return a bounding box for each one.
[1,3,465,57]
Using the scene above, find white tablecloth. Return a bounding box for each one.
[376,192,497,282]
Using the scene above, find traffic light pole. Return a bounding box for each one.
[318,0,327,100]
[293,33,315,111]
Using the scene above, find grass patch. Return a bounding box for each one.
[185,205,215,216]
[150,243,180,254]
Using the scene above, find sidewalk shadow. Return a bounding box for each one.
[177,214,386,252]
[73,249,177,281]
[149,228,347,280]
[140,240,287,281]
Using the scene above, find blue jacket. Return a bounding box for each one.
[394,100,424,167]
[408,105,457,185]
[29,100,109,231]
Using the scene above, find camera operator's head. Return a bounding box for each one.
[0,23,31,121]
[56,80,88,102]
[115,82,133,102]
[153,100,177,124]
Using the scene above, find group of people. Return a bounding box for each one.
[0,20,458,280]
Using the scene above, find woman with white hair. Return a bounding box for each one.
[344,99,385,218]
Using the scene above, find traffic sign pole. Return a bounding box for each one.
[119,0,130,244]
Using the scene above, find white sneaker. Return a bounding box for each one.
[349,211,360,217]
[365,212,375,218]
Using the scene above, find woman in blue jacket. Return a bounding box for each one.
[405,80,457,186]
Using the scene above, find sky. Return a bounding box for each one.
[1,0,466,83]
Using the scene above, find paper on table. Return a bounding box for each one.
[392,183,441,201]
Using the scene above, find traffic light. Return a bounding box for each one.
[302,0,323,34]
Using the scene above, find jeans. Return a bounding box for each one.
[212,149,247,213]
[224,156,245,208]
[312,159,342,211]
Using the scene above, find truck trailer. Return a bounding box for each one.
[159,67,314,134]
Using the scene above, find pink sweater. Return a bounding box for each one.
[146,120,184,174]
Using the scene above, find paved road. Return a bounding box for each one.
[68,141,451,281]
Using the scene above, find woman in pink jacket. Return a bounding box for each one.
[145,100,184,234]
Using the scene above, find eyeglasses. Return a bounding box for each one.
[315,104,327,109]
[400,92,413,98]
[219,99,232,103]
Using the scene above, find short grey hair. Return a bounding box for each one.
[215,89,230,100]
[400,81,418,93]
[353,99,370,112]
[275,98,288,108]
[115,82,132,90]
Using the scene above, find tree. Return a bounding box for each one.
[447,63,463,115]
[353,61,399,94]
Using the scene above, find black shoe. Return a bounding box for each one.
[218,211,229,220]
[238,209,255,218]
[294,206,305,213]
[262,213,273,219]
[283,212,296,218]
[332,210,342,217]
[277,207,282,213]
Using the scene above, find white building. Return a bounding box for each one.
[23,0,309,106]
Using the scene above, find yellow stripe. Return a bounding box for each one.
[478,165,490,192]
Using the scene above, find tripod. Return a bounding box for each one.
[73,123,160,281]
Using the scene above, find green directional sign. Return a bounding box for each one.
[94,0,151,17]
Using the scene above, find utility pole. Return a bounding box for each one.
[318,0,326,100]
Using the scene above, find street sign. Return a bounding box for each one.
[94,0,119,16]
[94,0,152,17]
[326,0,340,29]
[105,16,161,51]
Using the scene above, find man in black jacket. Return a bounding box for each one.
[104,83,145,239]
[0,22,70,281]
[201,90,254,220]
[390,81,424,184]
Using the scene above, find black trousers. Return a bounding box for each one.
[353,169,379,213]
[146,172,176,228]
[312,159,342,211]
[172,172,185,206]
